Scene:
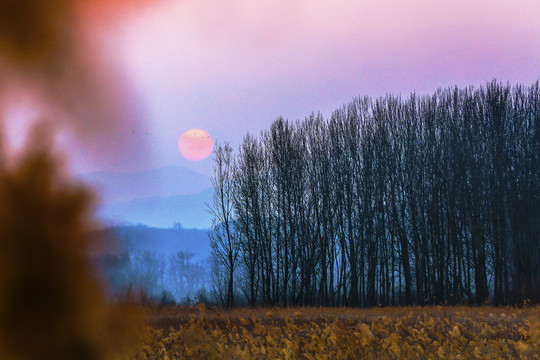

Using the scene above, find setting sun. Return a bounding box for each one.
[178,129,213,161]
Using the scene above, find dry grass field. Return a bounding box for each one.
[135,305,540,360]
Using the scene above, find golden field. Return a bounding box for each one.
[135,305,540,360]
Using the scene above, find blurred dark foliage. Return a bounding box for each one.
[0,128,143,360]
[0,1,153,358]
[0,0,75,67]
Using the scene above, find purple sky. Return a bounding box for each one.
[4,0,540,175]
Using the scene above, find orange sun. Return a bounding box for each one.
[178,129,213,161]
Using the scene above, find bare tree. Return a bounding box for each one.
[209,80,540,307]
[207,142,239,307]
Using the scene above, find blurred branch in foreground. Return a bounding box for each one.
[0,126,143,360]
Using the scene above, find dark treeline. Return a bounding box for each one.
[209,80,540,307]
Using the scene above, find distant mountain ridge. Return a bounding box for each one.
[95,225,210,261]
[96,189,213,229]
[77,165,213,229]
[78,165,211,204]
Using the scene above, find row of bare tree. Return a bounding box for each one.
[209,81,540,307]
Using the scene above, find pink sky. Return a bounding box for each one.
[4,0,540,174]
